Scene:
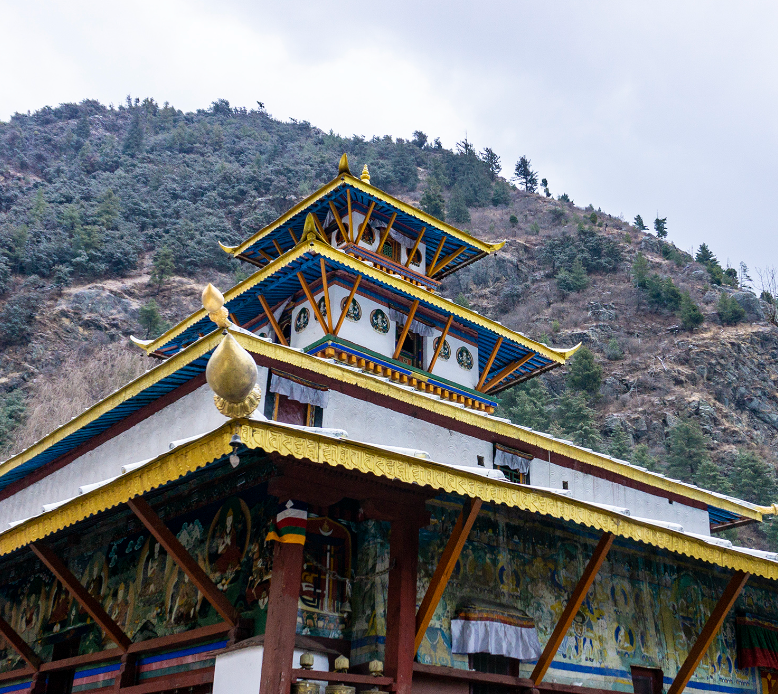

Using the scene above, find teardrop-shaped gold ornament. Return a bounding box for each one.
[206,333,261,417]
[338,153,351,175]
[202,283,230,328]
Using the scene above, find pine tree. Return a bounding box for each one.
[498,379,552,432]
[139,299,166,338]
[632,252,649,288]
[541,178,551,197]
[566,347,602,394]
[680,292,704,330]
[608,425,632,459]
[654,216,668,239]
[149,246,175,293]
[447,187,470,223]
[420,178,446,221]
[634,215,648,231]
[695,243,716,265]
[718,292,745,326]
[123,110,144,156]
[514,156,538,193]
[556,257,589,293]
[556,391,601,449]
[694,458,732,495]
[480,148,501,179]
[412,130,428,148]
[730,450,778,505]
[666,418,708,481]
[631,444,658,471]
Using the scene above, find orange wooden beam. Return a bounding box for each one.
[319,258,334,333]
[427,315,453,374]
[427,236,446,276]
[347,189,353,242]
[404,227,426,268]
[329,201,347,244]
[298,272,329,335]
[258,294,288,347]
[667,571,749,694]
[287,228,298,246]
[334,276,361,337]
[429,246,467,277]
[531,532,614,685]
[0,615,40,670]
[476,337,503,391]
[355,201,376,246]
[393,300,419,360]
[128,497,239,627]
[272,240,284,257]
[414,498,482,652]
[481,352,534,393]
[257,249,274,263]
[377,212,397,252]
[31,542,131,652]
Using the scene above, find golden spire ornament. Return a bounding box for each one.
[202,284,261,417]
[360,164,370,183]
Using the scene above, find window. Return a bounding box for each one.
[380,238,400,262]
[498,466,528,484]
[631,666,663,694]
[395,326,424,368]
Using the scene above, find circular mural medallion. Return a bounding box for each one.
[361,226,375,245]
[294,307,309,333]
[317,297,328,318]
[456,346,474,370]
[340,296,362,322]
[432,337,451,361]
[370,308,390,334]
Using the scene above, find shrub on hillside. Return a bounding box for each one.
[539,225,622,275]
[0,279,43,346]
[566,347,602,394]
[554,391,601,449]
[666,418,709,481]
[0,390,26,452]
[679,292,704,330]
[718,292,746,325]
[556,257,589,294]
[420,178,445,221]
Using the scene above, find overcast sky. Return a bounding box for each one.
[2,1,776,279]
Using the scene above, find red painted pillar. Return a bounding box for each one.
[259,541,304,694]
[384,514,420,694]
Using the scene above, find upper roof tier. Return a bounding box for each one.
[219,154,504,281]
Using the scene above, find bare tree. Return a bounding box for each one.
[755,266,778,324]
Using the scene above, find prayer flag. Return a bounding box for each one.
[266,499,308,544]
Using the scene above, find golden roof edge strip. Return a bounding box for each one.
[0,419,773,581]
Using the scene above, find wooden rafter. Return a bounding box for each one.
[334,276,361,336]
[355,201,376,245]
[128,498,238,627]
[329,200,348,243]
[257,249,274,263]
[393,300,420,360]
[0,615,40,670]
[258,294,288,347]
[404,227,426,268]
[481,352,534,393]
[298,272,328,334]
[531,532,614,685]
[377,212,397,251]
[31,542,131,652]
[414,498,482,652]
[476,337,504,391]
[427,314,453,374]
[429,245,467,276]
[272,240,284,257]
[319,258,334,333]
[667,571,749,694]
[347,190,353,242]
[287,228,298,245]
[427,236,447,276]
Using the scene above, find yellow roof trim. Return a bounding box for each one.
[228,174,502,259]
[0,327,761,522]
[1,419,774,580]
[140,240,575,365]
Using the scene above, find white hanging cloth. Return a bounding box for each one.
[388,228,416,250]
[494,445,532,474]
[451,603,541,660]
[388,308,435,338]
[270,374,329,408]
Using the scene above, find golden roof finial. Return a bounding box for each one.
[202,283,230,328]
[338,153,351,175]
[361,164,370,183]
[206,333,261,417]
[303,212,318,241]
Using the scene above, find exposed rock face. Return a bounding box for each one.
[732,291,765,321]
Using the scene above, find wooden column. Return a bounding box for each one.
[112,653,137,691]
[258,540,305,694]
[127,497,239,626]
[531,532,614,685]
[415,499,481,652]
[384,514,421,694]
[667,571,749,694]
[31,542,131,652]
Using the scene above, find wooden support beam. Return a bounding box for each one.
[427,236,447,276]
[329,200,348,243]
[429,245,467,277]
[319,258,334,333]
[288,228,298,246]
[385,514,421,694]
[259,540,305,694]
[355,201,376,245]
[531,532,614,685]
[31,542,131,652]
[347,189,353,242]
[334,276,361,336]
[272,240,284,257]
[415,498,482,653]
[393,300,420,360]
[127,497,239,627]
[258,294,288,347]
[427,314,453,374]
[476,337,504,391]
[667,571,749,694]
[404,227,426,268]
[257,248,274,263]
[481,352,534,393]
[298,272,328,335]
[0,614,41,670]
[377,212,398,253]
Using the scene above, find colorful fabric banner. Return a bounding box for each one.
[266,499,308,544]
[737,615,778,669]
[451,602,542,660]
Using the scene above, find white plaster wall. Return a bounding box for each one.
[529,458,711,535]
[322,390,492,468]
[212,646,328,694]
[0,367,269,529]
[424,331,479,390]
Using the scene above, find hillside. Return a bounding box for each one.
[2,97,777,548]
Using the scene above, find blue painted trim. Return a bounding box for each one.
[137,640,228,666]
[74,664,121,678]
[0,682,31,693]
